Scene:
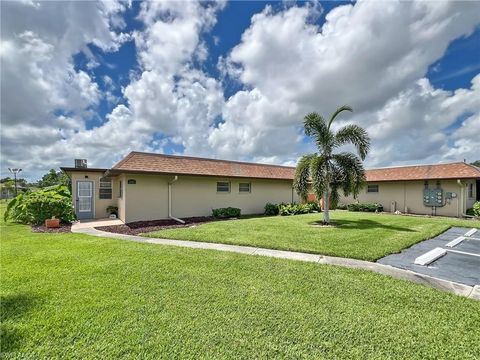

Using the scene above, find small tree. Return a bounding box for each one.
[293,105,370,225]
[4,185,75,225]
[37,169,70,188]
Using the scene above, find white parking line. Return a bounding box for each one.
[465,236,480,241]
[448,249,480,258]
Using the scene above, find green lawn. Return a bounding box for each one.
[142,211,480,261]
[2,211,480,358]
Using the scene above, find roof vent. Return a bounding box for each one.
[75,159,87,168]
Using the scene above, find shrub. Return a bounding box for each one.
[279,203,317,216]
[264,203,279,216]
[473,201,480,217]
[107,206,118,216]
[336,203,348,210]
[4,185,75,225]
[212,207,241,218]
[347,202,383,212]
[466,208,475,216]
[265,201,321,216]
[307,201,320,212]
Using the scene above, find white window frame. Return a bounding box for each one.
[239,182,251,193]
[367,184,379,193]
[99,178,112,199]
[216,181,230,193]
[468,183,474,198]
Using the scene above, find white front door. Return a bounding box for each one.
[76,181,94,219]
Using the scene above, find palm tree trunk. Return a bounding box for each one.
[323,189,330,224]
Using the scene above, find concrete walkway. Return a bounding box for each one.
[71,224,479,301]
[72,218,124,230]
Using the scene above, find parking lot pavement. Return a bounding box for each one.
[378,227,480,286]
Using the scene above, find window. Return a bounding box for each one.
[217,181,230,193]
[239,182,251,193]
[367,184,379,193]
[119,180,123,198]
[99,178,112,199]
[468,183,474,198]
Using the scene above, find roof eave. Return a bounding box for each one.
[105,168,294,181]
[60,167,108,173]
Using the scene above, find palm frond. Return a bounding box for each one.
[303,113,334,154]
[309,155,328,200]
[335,124,370,160]
[327,105,353,129]
[333,152,366,198]
[329,185,340,209]
[293,154,315,201]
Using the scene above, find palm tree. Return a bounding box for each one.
[293,105,370,225]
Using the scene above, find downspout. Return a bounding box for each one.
[168,176,185,224]
[457,179,473,218]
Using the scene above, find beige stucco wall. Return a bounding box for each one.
[122,174,169,223]
[172,176,298,219]
[118,173,299,223]
[69,171,119,219]
[339,179,477,217]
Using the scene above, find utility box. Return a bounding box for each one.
[423,188,444,207]
[446,192,457,199]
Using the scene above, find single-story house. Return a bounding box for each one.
[339,162,480,217]
[61,152,480,223]
[61,152,300,223]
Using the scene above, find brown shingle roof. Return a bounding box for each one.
[107,152,480,182]
[109,152,295,180]
[366,162,480,182]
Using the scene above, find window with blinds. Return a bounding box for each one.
[99,178,112,199]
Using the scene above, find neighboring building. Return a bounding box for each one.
[61,152,299,223]
[340,162,480,217]
[61,153,480,223]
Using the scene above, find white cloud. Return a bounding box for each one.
[0,1,128,177]
[363,74,480,166]
[210,0,480,165]
[1,0,226,179]
[1,0,480,181]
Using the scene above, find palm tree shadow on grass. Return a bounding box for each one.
[309,218,416,232]
[1,293,41,353]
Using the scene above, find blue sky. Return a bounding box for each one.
[81,2,480,130]
[1,1,480,180]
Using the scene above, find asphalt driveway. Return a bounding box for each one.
[378,227,480,286]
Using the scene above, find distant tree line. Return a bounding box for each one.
[1,169,70,198]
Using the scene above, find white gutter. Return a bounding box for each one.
[168,176,185,224]
[457,179,474,218]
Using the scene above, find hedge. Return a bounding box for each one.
[212,207,241,218]
[276,202,320,216]
[347,203,383,212]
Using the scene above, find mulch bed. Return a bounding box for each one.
[96,217,217,235]
[31,224,72,233]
